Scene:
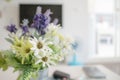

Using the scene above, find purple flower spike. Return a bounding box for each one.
[33,14,41,21]
[44,9,53,25]
[31,13,48,35]
[44,9,53,16]
[53,18,59,25]
[36,6,42,15]
[21,19,29,35]
[21,26,29,35]
[7,24,17,33]
[31,6,57,35]
[41,30,46,35]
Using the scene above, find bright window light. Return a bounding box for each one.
[89,0,116,58]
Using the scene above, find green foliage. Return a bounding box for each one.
[0,50,25,71]
[0,52,8,71]
[23,68,33,80]
[48,44,61,54]
[5,38,13,44]
[34,31,40,39]
[0,50,40,80]
[17,67,38,80]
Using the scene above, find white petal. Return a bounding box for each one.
[47,42,53,45]
[31,47,36,51]
[43,63,46,67]
[33,37,38,43]
[38,37,43,41]
[31,41,36,45]
[46,63,50,67]
[35,60,41,64]
[36,54,41,58]
[34,51,39,57]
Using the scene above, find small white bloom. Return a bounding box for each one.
[29,37,53,57]
[47,23,61,31]
[45,23,61,37]
[22,19,29,26]
[35,53,56,67]
[54,52,65,61]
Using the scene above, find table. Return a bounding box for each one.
[48,65,120,80]
[0,65,120,80]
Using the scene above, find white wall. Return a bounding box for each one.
[0,0,89,80]
[115,0,120,57]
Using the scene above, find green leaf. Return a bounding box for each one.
[17,74,23,80]
[0,52,8,71]
[34,31,39,39]
[0,50,22,70]
[5,38,13,44]
[2,65,8,71]
[48,44,61,54]
[22,67,34,80]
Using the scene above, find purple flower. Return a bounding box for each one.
[21,19,29,35]
[33,14,41,21]
[31,7,54,35]
[44,9,53,25]
[6,24,17,33]
[31,14,48,35]
[41,30,46,35]
[21,25,29,35]
[53,18,59,25]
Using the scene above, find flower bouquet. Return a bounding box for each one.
[0,6,73,80]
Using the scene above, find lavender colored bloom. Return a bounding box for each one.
[53,18,59,25]
[39,14,47,28]
[41,30,46,35]
[36,6,42,15]
[31,14,48,35]
[31,6,59,35]
[21,19,29,35]
[33,14,41,21]
[21,25,29,35]
[44,9,53,25]
[7,24,17,33]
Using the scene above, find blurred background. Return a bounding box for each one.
[0,0,120,80]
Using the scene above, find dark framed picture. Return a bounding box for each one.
[19,4,62,26]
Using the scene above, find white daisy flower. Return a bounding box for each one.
[44,23,61,37]
[54,52,65,61]
[47,23,61,31]
[35,53,56,67]
[29,37,53,57]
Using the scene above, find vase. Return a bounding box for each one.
[31,68,49,80]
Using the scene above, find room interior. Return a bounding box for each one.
[0,0,120,80]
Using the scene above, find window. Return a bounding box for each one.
[89,0,119,58]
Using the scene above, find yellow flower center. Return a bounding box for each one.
[25,48,31,53]
[37,42,43,49]
[42,56,48,62]
[16,43,21,47]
